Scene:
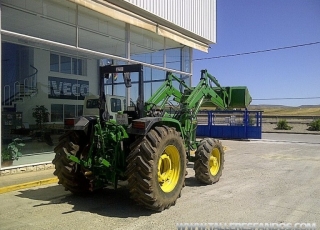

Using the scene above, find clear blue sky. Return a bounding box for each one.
[193,0,320,106]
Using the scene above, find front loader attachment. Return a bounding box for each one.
[227,86,252,108]
[201,86,252,109]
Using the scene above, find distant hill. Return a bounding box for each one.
[298,105,320,108]
[248,105,320,116]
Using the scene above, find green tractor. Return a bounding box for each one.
[52,64,251,211]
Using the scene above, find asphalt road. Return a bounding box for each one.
[0,134,319,230]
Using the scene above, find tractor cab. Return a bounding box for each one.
[83,94,126,119]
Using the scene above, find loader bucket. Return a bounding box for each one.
[227,87,252,108]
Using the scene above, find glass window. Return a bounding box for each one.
[78,6,126,57]
[123,99,127,109]
[78,59,83,75]
[144,83,152,99]
[113,85,126,97]
[166,48,182,71]
[104,85,112,95]
[130,25,164,67]
[130,83,139,103]
[182,46,191,73]
[72,58,85,75]
[110,98,121,112]
[51,53,87,75]
[2,5,76,46]
[79,28,126,57]
[72,58,78,75]
[61,56,71,74]
[51,104,63,122]
[77,105,83,116]
[86,99,100,108]
[64,105,75,118]
[50,54,59,72]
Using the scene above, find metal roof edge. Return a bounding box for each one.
[104,0,214,45]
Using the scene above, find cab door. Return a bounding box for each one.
[106,95,125,119]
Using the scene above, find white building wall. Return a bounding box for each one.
[124,0,216,43]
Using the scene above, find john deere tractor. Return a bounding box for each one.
[52,64,251,211]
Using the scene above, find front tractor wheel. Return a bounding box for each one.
[126,126,186,211]
[194,138,225,184]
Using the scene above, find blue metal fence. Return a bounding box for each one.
[196,110,262,139]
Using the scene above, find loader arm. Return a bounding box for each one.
[143,69,251,151]
[175,70,234,150]
[144,72,191,112]
[181,70,229,112]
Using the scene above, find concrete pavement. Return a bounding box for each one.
[1,132,319,195]
[1,134,319,229]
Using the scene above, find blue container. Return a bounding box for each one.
[196,110,262,139]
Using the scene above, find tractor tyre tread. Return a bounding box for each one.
[126,126,186,211]
[52,131,90,194]
[194,138,225,185]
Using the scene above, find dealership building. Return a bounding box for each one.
[0,0,216,169]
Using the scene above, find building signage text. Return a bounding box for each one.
[48,76,89,100]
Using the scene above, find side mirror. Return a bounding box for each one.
[123,72,132,88]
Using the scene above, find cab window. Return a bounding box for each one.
[86,99,99,108]
[110,98,121,112]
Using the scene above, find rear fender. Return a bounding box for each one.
[127,117,184,138]
[73,116,98,137]
[127,117,161,136]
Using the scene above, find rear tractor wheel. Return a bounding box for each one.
[126,126,186,211]
[52,131,91,194]
[194,138,225,184]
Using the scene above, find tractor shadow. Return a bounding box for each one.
[16,185,154,218]
[184,164,207,187]
[184,177,206,187]
[16,163,204,217]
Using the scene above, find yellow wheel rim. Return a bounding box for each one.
[209,148,220,176]
[158,145,180,193]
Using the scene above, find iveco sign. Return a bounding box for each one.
[48,76,89,100]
